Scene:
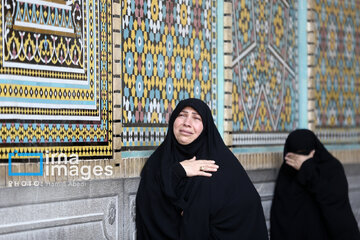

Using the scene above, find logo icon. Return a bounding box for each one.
[8,150,43,176]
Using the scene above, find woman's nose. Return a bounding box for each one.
[183,117,192,126]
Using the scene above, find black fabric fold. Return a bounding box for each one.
[136,98,268,240]
[270,129,360,240]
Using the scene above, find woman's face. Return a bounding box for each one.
[173,106,204,145]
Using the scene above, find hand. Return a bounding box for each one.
[285,150,315,170]
[180,156,219,177]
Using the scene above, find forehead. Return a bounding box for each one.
[180,106,200,114]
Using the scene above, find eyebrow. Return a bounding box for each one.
[180,110,201,116]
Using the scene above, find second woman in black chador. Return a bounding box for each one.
[136,98,268,239]
[270,129,360,240]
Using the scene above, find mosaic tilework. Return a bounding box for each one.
[0,0,113,159]
[122,0,217,149]
[5,0,83,71]
[308,0,360,144]
[231,0,299,146]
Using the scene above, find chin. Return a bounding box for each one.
[179,139,193,145]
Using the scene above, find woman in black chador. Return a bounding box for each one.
[270,129,360,240]
[136,98,268,240]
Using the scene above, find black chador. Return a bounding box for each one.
[136,98,268,239]
[270,129,360,240]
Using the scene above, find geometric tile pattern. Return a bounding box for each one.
[309,0,360,143]
[122,0,217,149]
[0,0,113,159]
[231,0,299,146]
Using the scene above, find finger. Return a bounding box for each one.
[204,162,219,167]
[189,156,196,161]
[288,160,299,169]
[286,154,298,161]
[196,160,215,164]
[199,163,219,169]
[288,152,300,158]
[205,164,219,170]
[285,159,295,167]
[310,150,315,157]
[201,166,218,172]
[198,172,212,177]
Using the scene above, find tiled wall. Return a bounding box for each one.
[0,0,113,160]
[308,0,360,144]
[230,0,299,147]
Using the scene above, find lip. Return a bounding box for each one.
[179,129,193,135]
